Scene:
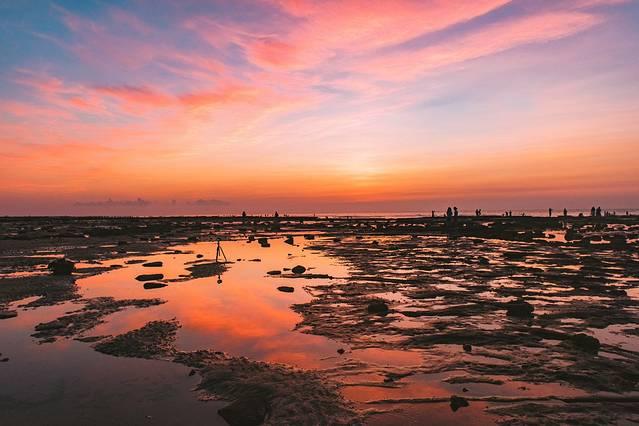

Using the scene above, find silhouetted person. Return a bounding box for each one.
[453,207,458,217]
[509,210,512,217]
[446,207,453,223]
[241,211,247,218]
[548,208,553,217]
[596,206,602,217]
[274,211,279,218]
[591,206,596,217]
[563,208,567,217]
[432,210,435,218]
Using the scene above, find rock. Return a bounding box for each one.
[284,236,294,245]
[142,261,163,267]
[478,256,489,265]
[567,333,600,353]
[196,254,204,258]
[257,237,270,247]
[135,274,164,282]
[117,240,128,246]
[333,237,341,243]
[218,397,269,426]
[337,348,345,355]
[267,270,282,275]
[277,286,294,293]
[188,369,196,376]
[462,387,469,393]
[450,395,469,412]
[367,300,389,315]
[0,358,8,362]
[291,265,306,274]
[47,258,75,275]
[505,300,534,318]
[248,235,255,242]
[463,344,472,353]
[304,234,315,240]
[0,311,17,320]
[143,282,167,290]
[34,320,66,331]
[125,259,145,264]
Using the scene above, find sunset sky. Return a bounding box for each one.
[1,0,638,215]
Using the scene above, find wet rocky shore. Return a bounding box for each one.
[1,215,638,425]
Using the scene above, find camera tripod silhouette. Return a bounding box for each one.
[215,238,228,263]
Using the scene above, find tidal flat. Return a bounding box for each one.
[1,215,638,425]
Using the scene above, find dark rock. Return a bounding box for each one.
[218,397,269,426]
[567,333,600,353]
[277,286,294,293]
[267,270,282,275]
[478,257,489,265]
[257,237,270,247]
[0,358,8,362]
[248,235,255,242]
[463,344,472,353]
[47,258,75,275]
[367,300,389,315]
[135,274,164,282]
[284,236,294,245]
[337,348,345,355]
[188,369,196,376]
[196,254,204,258]
[34,320,65,331]
[304,234,315,240]
[450,395,469,412]
[505,300,534,318]
[462,387,469,393]
[291,265,306,274]
[143,282,167,290]
[117,240,128,246]
[125,259,145,264]
[142,261,163,267]
[0,311,18,320]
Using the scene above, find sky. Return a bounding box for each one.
[1,0,638,215]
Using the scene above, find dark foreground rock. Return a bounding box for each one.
[450,395,469,412]
[135,273,164,281]
[277,286,294,293]
[291,265,306,274]
[505,300,534,318]
[142,261,163,267]
[47,258,75,275]
[367,300,389,315]
[218,397,270,426]
[566,333,601,353]
[0,310,18,319]
[143,282,167,290]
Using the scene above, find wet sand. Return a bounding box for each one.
[1,215,638,425]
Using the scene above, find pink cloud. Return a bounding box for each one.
[357,11,603,81]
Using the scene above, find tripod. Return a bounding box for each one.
[215,238,228,263]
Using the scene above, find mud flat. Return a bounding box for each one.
[1,215,638,425]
